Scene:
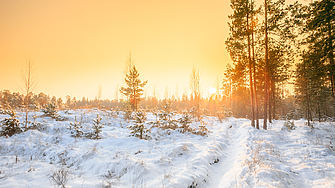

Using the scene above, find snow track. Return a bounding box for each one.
[207,120,250,188]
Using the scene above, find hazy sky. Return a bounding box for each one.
[1,0,233,100]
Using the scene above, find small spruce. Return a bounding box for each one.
[158,101,178,130]
[193,123,211,136]
[1,108,22,137]
[41,103,64,120]
[178,111,193,133]
[69,116,83,138]
[128,111,151,139]
[92,114,104,140]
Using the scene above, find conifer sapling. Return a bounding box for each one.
[92,114,104,140]
[1,108,22,137]
[128,111,151,139]
[178,111,193,133]
[69,116,83,138]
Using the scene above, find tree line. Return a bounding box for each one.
[224,0,334,129]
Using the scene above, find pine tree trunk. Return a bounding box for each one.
[230,79,232,109]
[307,94,312,125]
[247,5,255,127]
[306,82,311,127]
[272,81,276,120]
[318,102,321,122]
[268,82,272,123]
[327,19,335,118]
[251,10,259,129]
[268,79,275,123]
[328,20,334,94]
[263,0,269,130]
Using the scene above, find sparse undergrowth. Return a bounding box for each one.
[48,167,71,188]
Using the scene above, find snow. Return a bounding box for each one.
[0,109,334,187]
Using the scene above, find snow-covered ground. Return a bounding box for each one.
[0,109,334,187]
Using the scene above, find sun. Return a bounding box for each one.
[209,87,216,95]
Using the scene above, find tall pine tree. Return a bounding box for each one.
[120,65,147,111]
[294,0,335,122]
[307,0,335,94]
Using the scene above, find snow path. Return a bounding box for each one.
[207,120,250,188]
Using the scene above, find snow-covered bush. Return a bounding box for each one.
[121,103,133,121]
[128,111,151,140]
[148,107,161,128]
[41,103,57,116]
[282,113,296,131]
[48,167,70,188]
[41,103,65,121]
[178,111,193,133]
[26,115,44,131]
[0,108,22,137]
[282,120,296,131]
[222,105,232,119]
[286,111,295,120]
[193,124,210,136]
[101,168,127,187]
[158,102,178,130]
[0,108,5,115]
[190,105,203,122]
[109,107,119,118]
[68,116,83,138]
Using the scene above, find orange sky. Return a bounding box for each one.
[1,0,233,100]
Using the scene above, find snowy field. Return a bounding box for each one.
[0,109,334,187]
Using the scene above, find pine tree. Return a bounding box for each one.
[263,0,269,130]
[246,0,255,127]
[92,114,104,140]
[69,116,83,138]
[42,103,58,117]
[294,0,335,122]
[1,108,22,137]
[266,0,296,123]
[41,103,63,121]
[178,111,193,133]
[120,65,147,111]
[159,101,178,129]
[226,0,258,122]
[226,0,295,125]
[128,111,151,139]
[307,0,335,94]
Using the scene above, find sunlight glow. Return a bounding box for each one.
[209,87,216,95]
